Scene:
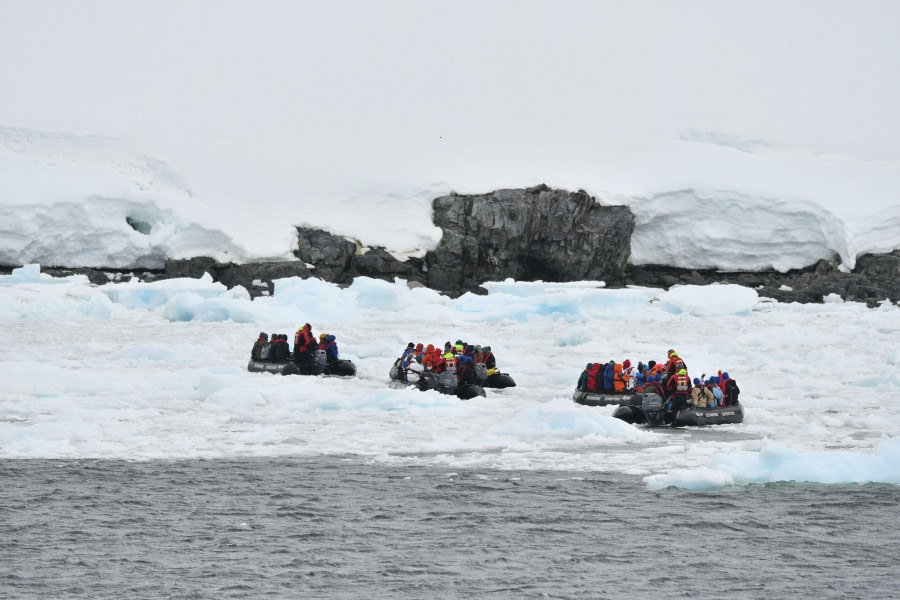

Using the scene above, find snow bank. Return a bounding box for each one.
[658,284,758,317]
[2,125,899,274]
[0,264,113,319]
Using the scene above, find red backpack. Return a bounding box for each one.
[586,363,602,392]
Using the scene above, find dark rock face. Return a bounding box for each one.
[294,228,357,283]
[426,186,634,295]
[628,250,900,307]
[349,248,426,285]
[164,258,312,297]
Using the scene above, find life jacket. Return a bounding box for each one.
[673,374,690,398]
[295,328,312,352]
[648,380,665,396]
[612,364,629,393]
[482,351,496,369]
[586,363,602,392]
[443,351,456,371]
[322,336,338,361]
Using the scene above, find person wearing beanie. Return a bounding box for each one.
[706,377,724,407]
[722,371,740,406]
[690,377,713,408]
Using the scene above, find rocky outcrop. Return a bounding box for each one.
[293,228,357,283]
[628,249,900,307]
[425,185,634,295]
[165,258,312,296]
[6,185,898,307]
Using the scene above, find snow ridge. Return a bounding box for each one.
[628,188,850,272]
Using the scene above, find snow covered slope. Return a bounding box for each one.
[2,125,898,272]
[1,2,899,272]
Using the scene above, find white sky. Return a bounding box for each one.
[2,0,899,200]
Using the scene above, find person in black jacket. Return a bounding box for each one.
[723,372,741,405]
[251,332,268,361]
[456,355,477,385]
[270,334,291,362]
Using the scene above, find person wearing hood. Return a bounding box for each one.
[251,332,268,361]
[622,359,637,391]
[480,346,496,370]
[456,355,477,385]
[422,344,437,370]
[322,334,339,362]
[430,346,446,373]
[603,361,615,392]
[646,373,665,396]
[706,378,723,407]
[577,363,591,390]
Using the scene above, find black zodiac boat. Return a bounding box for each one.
[611,393,744,427]
[572,389,640,407]
[483,372,516,389]
[389,359,486,400]
[248,350,357,377]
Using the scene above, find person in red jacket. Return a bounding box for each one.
[293,323,316,373]
[666,368,691,411]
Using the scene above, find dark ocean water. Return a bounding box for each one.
[1,458,898,600]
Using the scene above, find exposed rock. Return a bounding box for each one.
[350,248,413,277]
[164,257,221,280]
[217,261,312,293]
[3,189,898,308]
[164,257,312,297]
[626,250,900,307]
[294,227,357,283]
[426,187,634,295]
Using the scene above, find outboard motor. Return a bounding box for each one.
[474,363,488,384]
[436,371,458,395]
[388,358,402,380]
[642,393,666,427]
[314,349,327,375]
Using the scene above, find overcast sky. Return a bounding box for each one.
[2,0,899,200]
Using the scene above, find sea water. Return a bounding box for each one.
[1,457,898,599]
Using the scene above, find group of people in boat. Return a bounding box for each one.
[577,349,740,411]
[250,323,340,371]
[397,340,498,385]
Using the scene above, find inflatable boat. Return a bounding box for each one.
[248,350,357,377]
[389,359,486,400]
[572,389,640,407]
[247,360,300,376]
[323,359,357,377]
[611,393,744,427]
[483,372,516,388]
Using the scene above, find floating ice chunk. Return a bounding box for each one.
[657,284,758,316]
[491,399,648,441]
[645,437,900,490]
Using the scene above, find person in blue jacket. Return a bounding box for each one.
[603,361,615,392]
[322,334,339,362]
